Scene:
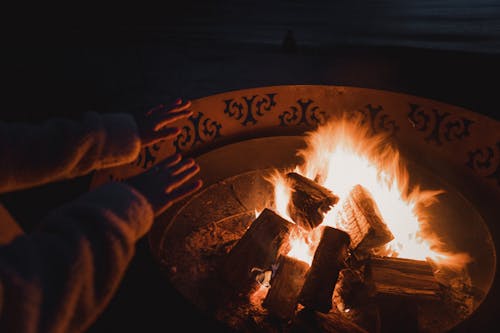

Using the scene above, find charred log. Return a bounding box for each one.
[221,208,295,292]
[286,172,339,230]
[336,184,394,252]
[333,269,381,333]
[299,226,351,313]
[366,256,441,301]
[333,268,367,312]
[263,255,310,320]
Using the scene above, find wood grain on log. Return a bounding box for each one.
[287,172,339,230]
[299,226,351,312]
[221,208,295,292]
[336,184,393,252]
[263,255,310,320]
[366,256,441,301]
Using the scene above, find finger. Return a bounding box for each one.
[164,164,201,194]
[168,100,192,113]
[155,179,203,216]
[148,127,182,144]
[145,99,189,117]
[167,179,203,203]
[153,109,192,131]
[146,104,165,116]
[169,158,196,176]
[155,153,183,171]
[157,155,191,174]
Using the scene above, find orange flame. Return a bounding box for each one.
[269,171,294,222]
[271,115,470,268]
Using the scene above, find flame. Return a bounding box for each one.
[271,115,470,268]
[269,171,294,222]
[285,227,323,266]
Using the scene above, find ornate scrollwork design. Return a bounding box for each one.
[132,143,161,170]
[408,104,474,146]
[466,142,500,186]
[350,104,399,135]
[279,98,328,127]
[223,93,277,126]
[173,111,222,153]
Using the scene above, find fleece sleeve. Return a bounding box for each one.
[0,112,141,194]
[0,181,154,333]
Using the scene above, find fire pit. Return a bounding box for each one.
[91,85,498,332]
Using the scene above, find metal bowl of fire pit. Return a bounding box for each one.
[91,85,499,332]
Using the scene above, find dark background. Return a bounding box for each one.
[1,1,499,332]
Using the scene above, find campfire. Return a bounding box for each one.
[149,112,485,333]
[88,84,497,332]
[215,117,474,332]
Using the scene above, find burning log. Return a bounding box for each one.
[263,255,310,320]
[333,269,380,333]
[336,184,394,252]
[299,226,351,313]
[366,256,441,301]
[221,208,294,292]
[333,257,441,333]
[286,172,339,230]
[333,268,367,312]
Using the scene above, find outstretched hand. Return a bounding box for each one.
[126,153,203,217]
[136,98,192,147]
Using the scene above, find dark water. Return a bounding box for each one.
[63,0,499,54]
[170,0,500,54]
[5,1,498,53]
[2,1,499,121]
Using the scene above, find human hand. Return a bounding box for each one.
[126,153,203,217]
[136,98,192,147]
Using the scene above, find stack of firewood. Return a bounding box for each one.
[220,172,443,332]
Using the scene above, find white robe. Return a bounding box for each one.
[0,112,154,333]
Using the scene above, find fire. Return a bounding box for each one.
[285,227,322,266]
[272,116,470,268]
[270,173,293,222]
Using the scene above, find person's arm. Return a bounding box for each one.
[0,181,152,333]
[0,99,192,194]
[0,112,140,193]
[0,154,202,333]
